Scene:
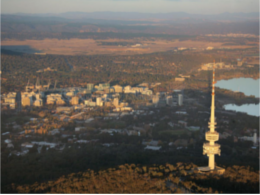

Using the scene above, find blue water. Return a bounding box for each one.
[224,104,259,117]
[215,78,259,98]
[216,78,259,116]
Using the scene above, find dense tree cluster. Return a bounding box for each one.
[2,32,193,41]
[2,136,259,193]
[7,163,259,193]
[1,51,213,93]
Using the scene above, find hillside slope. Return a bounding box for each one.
[7,163,259,194]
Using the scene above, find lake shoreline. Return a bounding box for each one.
[224,103,259,117]
[216,75,260,81]
[215,77,259,116]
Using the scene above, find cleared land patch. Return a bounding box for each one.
[1,38,254,56]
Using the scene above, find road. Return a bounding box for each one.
[65,59,74,71]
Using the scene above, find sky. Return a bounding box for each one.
[1,0,259,15]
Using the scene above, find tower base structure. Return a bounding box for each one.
[197,166,225,174]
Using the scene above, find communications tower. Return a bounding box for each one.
[198,61,225,173]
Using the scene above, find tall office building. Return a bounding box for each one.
[152,95,159,106]
[113,98,119,107]
[87,83,94,91]
[178,94,183,106]
[96,97,102,106]
[253,132,257,145]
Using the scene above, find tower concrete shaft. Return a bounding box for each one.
[203,61,221,170]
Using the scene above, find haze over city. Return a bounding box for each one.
[2,0,259,14]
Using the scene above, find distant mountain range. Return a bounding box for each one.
[6,11,260,22]
[1,12,259,38]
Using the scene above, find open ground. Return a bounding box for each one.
[1,38,256,56]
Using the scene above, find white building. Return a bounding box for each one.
[31,141,57,148]
[85,118,94,123]
[21,142,34,148]
[75,127,86,132]
[144,145,161,151]
[96,97,103,106]
[239,133,259,145]
[48,129,60,135]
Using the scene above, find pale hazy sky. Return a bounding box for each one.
[1,0,259,14]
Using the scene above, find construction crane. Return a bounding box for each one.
[107,77,113,84]
[35,77,41,90]
[54,80,57,89]
[26,79,30,92]
[48,79,51,90]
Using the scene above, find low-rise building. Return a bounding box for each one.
[141,90,153,95]
[22,96,33,106]
[178,120,187,127]
[21,142,34,148]
[75,127,87,132]
[34,99,43,107]
[5,139,12,144]
[100,129,123,135]
[84,99,96,107]
[5,97,16,104]
[113,85,123,93]
[186,126,200,131]
[77,140,90,144]
[175,77,185,82]
[85,118,94,123]
[31,141,57,148]
[56,99,66,105]
[176,111,187,115]
[48,129,60,135]
[144,145,161,150]
[71,96,79,105]
[56,106,73,113]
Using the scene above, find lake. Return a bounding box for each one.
[224,104,259,117]
[216,78,259,117]
[215,78,259,98]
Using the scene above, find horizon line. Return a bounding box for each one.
[2,11,259,15]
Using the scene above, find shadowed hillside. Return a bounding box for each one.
[6,163,259,194]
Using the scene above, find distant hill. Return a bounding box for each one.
[9,11,260,22]
[1,12,259,39]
